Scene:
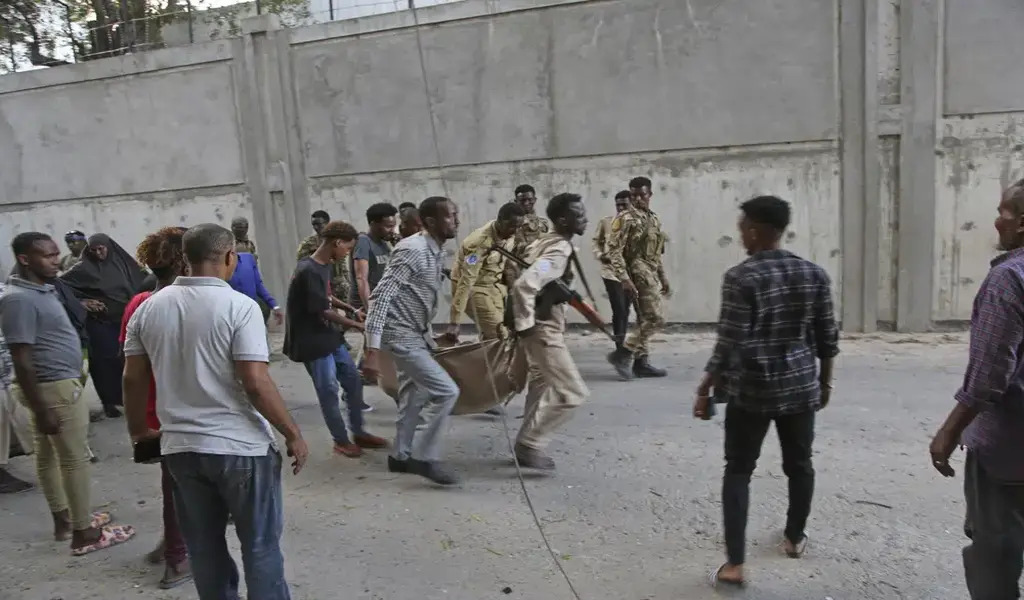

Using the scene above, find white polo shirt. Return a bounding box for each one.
[124,277,275,456]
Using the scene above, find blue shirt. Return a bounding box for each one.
[228,253,278,308]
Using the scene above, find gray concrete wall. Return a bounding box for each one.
[0,0,1017,330]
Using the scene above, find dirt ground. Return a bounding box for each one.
[0,332,974,600]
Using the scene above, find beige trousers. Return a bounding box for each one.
[13,380,93,529]
[516,325,588,450]
[0,386,33,465]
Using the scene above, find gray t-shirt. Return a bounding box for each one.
[350,233,392,309]
[124,277,275,457]
[0,277,83,383]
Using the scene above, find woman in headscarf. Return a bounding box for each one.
[61,234,146,418]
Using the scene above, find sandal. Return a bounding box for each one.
[708,563,745,588]
[54,511,113,541]
[71,524,136,556]
[783,534,809,558]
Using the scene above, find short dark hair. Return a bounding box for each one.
[321,220,358,242]
[400,206,419,222]
[740,195,791,232]
[398,202,417,211]
[183,224,234,265]
[614,190,631,201]
[419,196,451,222]
[628,177,651,190]
[514,184,535,196]
[366,202,399,224]
[547,193,583,222]
[497,202,525,222]
[311,210,330,221]
[1007,182,1024,215]
[12,232,52,257]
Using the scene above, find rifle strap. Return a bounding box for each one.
[569,250,599,307]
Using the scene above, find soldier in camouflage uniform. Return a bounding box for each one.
[504,184,551,284]
[297,210,351,303]
[231,217,258,257]
[605,176,671,379]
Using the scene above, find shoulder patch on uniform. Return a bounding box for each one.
[536,259,552,274]
[611,218,622,233]
[466,254,479,265]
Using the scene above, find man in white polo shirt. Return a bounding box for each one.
[123,223,309,600]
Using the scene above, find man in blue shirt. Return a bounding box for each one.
[228,252,282,325]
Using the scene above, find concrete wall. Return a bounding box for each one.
[0,0,1015,330]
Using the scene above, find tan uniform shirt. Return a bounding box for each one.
[449,220,515,323]
[591,215,618,281]
[512,234,575,332]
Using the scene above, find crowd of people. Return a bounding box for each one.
[3,176,1021,600]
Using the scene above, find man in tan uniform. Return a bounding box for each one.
[445,202,525,342]
[505,184,551,285]
[592,190,633,352]
[605,176,671,380]
[511,193,589,471]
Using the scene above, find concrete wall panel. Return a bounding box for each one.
[307,143,840,323]
[933,114,1024,320]
[944,0,1024,116]
[0,62,244,204]
[292,0,836,177]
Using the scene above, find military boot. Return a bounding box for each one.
[633,355,667,378]
[606,347,634,381]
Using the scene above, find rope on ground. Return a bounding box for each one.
[406,2,584,598]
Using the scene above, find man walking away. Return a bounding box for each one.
[511,193,590,471]
[692,196,838,588]
[446,202,525,342]
[2,233,135,555]
[930,180,1024,600]
[361,197,461,486]
[593,190,633,352]
[123,223,309,600]
[606,176,672,379]
[229,251,283,326]
[284,221,387,458]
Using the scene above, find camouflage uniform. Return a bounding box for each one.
[297,234,351,303]
[235,238,257,257]
[505,212,551,284]
[59,253,82,274]
[449,220,516,340]
[606,205,667,358]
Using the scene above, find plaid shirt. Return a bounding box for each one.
[957,247,1024,482]
[365,232,446,350]
[706,249,839,416]
[0,282,10,389]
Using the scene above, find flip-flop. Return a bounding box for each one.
[71,524,136,556]
[783,534,809,558]
[708,563,745,588]
[55,511,113,541]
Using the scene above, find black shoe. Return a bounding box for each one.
[0,468,33,494]
[388,456,411,474]
[104,406,122,418]
[513,443,556,471]
[484,406,504,417]
[89,410,106,423]
[408,459,459,485]
[606,348,634,381]
[633,355,667,378]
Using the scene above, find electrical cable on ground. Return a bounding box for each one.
[406,2,584,598]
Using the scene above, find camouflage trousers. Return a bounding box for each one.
[624,279,664,357]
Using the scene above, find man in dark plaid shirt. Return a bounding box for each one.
[930,181,1024,600]
[694,195,839,587]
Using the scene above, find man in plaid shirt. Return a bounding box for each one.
[694,195,839,587]
[930,180,1024,599]
[0,281,34,493]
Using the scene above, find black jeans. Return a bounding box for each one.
[603,278,631,349]
[963,450,1024,600]
[722,404,815,566]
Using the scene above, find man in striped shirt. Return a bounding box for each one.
[362,197,461,486]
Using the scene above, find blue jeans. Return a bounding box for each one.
[164,449,290,600]
[304,343,364,444]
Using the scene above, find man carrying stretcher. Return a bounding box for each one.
[509,193,591,471]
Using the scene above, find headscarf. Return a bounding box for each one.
[60,233,147,318]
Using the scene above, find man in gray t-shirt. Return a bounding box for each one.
[1,232,133,554]
[351,203,399,311]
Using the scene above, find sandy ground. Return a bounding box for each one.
[0,331,975,600]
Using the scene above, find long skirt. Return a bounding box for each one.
[85,318,124,409]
